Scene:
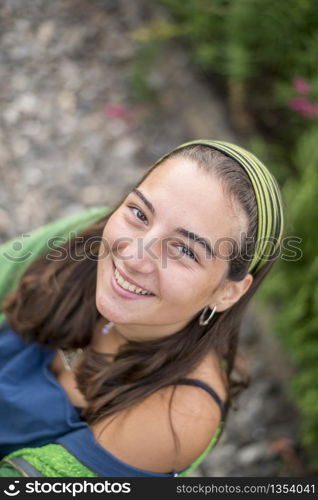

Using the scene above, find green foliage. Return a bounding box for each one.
[128,42,159,103]
[161,0,318,83]
[223,0,314,81]
[247,135,291,185]
[259,126,318,471]
[128,18,183,103]
[159,0,318,177]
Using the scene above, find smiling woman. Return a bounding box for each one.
[0,140,284,477]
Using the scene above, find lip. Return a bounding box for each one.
[111,261,155,300]
[114,261,154,294]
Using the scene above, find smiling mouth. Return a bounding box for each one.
[112,262,155,296]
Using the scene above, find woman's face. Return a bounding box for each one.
[95,156,248,340]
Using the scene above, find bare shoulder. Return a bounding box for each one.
[91,351,228,474]
[188,349,229,405]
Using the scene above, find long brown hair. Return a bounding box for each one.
[2,145,281,454]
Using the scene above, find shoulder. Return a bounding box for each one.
[91,351,228,474]
[190,349,229,405]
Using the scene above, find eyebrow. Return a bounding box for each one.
[132,188,215,258]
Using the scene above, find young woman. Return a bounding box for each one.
[0,140,284,477]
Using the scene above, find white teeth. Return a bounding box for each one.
[114,268,152,295]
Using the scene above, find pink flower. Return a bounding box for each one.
[103,103,137,128]
[104,104,129,120]
[288,97,310,112]
[293,78,310,95]
[303,102,318,120]
[288,97,318,120]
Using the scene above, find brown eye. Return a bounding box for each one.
[128,206,148,225]
[175,244,197,262]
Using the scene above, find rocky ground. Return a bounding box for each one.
[0,0,311,476]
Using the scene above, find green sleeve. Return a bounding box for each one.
[0,462,23,477]
[177,421,224,477]
[0,205,112,325]
[3,444,98,477]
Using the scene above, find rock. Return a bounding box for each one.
[0,208,12,234]
[81,185,103,205]
[24,166,43,186]
[112,137,141,158]
[12,138,30,158]
[57,91,77,112]
[37,21,56,46]
[237,442,273,466]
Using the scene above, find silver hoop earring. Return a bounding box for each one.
[199,305,217,326]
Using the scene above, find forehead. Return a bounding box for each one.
[138,157,245,244]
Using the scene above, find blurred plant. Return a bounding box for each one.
[128,42,159,103]
[247,135,290,185]
[158,0,318,177]
[128,17,183,104]
[288,78,318,120]
[130,17,183,43]
[293,78,310,96]
[104,104,135,125]
[259,125,318,472]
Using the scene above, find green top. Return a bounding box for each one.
[0,444,98,477]
[0,463,22,477]
[0,205,225,477]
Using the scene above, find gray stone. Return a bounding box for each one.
[237,442,273,466]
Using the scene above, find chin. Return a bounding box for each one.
[95,289,124,325]
[95,290,112,320]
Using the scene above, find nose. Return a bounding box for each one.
[114,232,161,275]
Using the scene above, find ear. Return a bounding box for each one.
[210,273,254,313]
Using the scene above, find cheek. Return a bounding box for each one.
[179,269,215,300]
[160,268,200,303]
[102,213,128,248]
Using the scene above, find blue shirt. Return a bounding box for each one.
[0,320,178,476]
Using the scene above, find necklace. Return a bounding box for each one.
[102,321,129,342]
[58,347,83,372]
[101,321,114,335]
[58,321,124,371]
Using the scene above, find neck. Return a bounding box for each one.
[104,318,193,344]
[110,323,129,344]
[92,318,128,356]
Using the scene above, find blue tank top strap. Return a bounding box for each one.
[174,378,226,417]
[56,427,175,477]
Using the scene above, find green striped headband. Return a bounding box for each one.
[158,140,284,276]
